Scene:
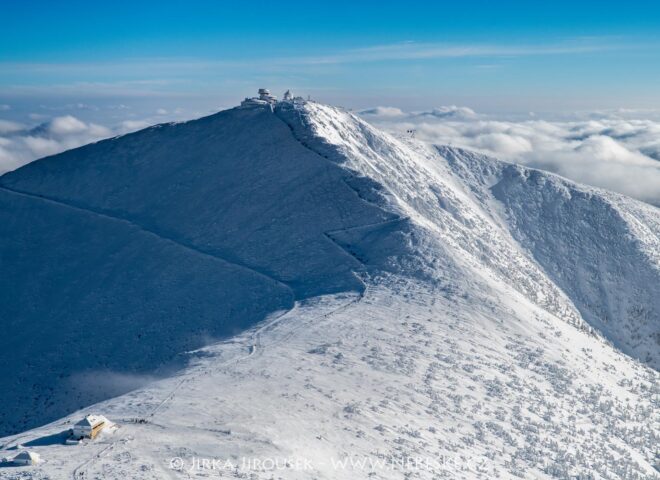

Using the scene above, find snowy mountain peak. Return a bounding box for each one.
[0,99,658,479]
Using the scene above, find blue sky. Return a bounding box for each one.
[1,0,660,120]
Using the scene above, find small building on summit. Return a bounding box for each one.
[240,88,306,108]
[281,89,306,104]
[258,88,277,103]
[72,414,108,440]
[241,88,278,107]
[241,88,305,107]
[13,451,41,466]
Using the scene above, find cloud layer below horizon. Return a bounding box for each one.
[0,105,658,206]
[0,113,165,174]
[360,107,660,206]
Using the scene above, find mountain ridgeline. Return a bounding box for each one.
[0,99,657,438]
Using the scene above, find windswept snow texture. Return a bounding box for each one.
[0,100,658,479]
[284,103,659,366]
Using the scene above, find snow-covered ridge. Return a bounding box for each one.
[275,101,659,367]
[0,104,393,436]
[0,97,658,479]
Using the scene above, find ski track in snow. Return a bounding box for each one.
[70,289,366,480]
[69,305,297,479]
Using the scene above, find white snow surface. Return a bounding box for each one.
[0,100,658,479]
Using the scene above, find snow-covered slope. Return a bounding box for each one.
[440,146,660,366]
[0,100,658,479]
[280,102,658,366]
[0,106,391,436]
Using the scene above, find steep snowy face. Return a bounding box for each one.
[441,146,660,368]
[276,102,659,367]
[0,106,393,435]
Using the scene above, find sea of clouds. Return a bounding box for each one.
[360,106,660,206]
[0,114,155,174]
[0,105,658,206]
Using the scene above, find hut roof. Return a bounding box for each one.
[75,414,107,428]
[14,451,40,463]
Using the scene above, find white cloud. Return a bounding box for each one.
[360,106,405,118]
[363,107,660,205]
[0,38,625,82]
[0,101,198,174]
[416,106,478,120]
[48,115,89,135]
[0,119,24,134]
[471,132,533,156]
[2,106,658,206]
[119,119,152,133]
[0,115,115,174]
[277,39,621,65]
[21,136,64,158]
